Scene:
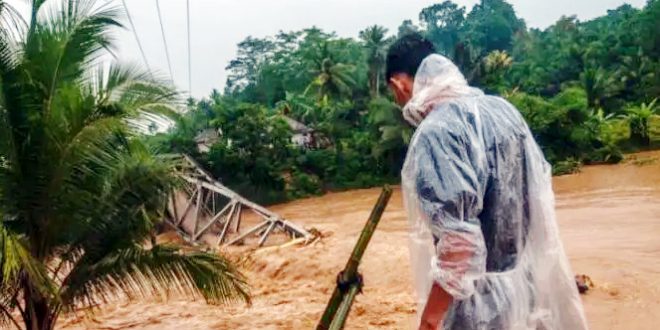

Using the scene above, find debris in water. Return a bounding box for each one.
[575,274,594,294]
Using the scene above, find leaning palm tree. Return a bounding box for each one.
[359,25,390,97]
[0,1,248,329]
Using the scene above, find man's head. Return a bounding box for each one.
[386,33,436,106]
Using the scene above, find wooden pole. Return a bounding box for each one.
[317,186,392,330]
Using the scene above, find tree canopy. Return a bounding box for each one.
[156,0,660,203]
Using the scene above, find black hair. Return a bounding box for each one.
[385,33,436,81]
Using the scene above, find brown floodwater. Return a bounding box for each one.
[59,151,660,330]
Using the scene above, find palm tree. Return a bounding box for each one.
[303,42,356,100]
[305,58,356,100]
[276,91,316,123]
[580,66,618,108]
[481,50,513,92]
[367,97,412,176]
[0,1,249,329]
[359,25,390,97]
[625,98,658,146]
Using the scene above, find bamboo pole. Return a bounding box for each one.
[317,186,392,330]
[329,284,361,330]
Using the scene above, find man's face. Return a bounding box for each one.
[388,73,414,107]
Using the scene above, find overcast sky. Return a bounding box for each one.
[7,0,648,97]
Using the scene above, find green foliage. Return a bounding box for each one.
[0,2,248,329]
[287,171,323,199]
[624,98,658,146]
[507,87,623,164]
[159,0,660,209]
[203,103,293,204]
[359,25,391,97]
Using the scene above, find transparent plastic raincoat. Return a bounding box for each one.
[401,55,588,329]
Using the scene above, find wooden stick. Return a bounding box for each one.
[253,237,307,256]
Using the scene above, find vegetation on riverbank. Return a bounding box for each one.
[153,0,660,202]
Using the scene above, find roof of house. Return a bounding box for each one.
[280,115,312,134]
[194,128,220,144]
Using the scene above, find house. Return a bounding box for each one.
[280,115,313,148]
[194,128,220,153]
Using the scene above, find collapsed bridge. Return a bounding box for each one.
[165,155,312,248]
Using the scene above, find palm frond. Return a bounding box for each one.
[0,224,57,312]
[0,1,28,44]
[24,0,123,113]
[89,63,181,129]
[60,244,250,310]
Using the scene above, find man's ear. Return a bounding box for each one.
[389,77,405,93]
[390,76,412,106]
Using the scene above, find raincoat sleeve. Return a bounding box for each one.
[412,109,487,300]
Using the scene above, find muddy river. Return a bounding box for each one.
[59,151,660,330]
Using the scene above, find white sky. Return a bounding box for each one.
[6,0,648,97]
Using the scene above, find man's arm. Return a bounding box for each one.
[419,232,474,329]
[411,115,487,329]
[419,283,453,330]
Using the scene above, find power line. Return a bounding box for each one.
[186,0,192,97]
[155,0,174,83]
[121,0,152,75]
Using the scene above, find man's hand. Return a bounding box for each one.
[419,283,453,330]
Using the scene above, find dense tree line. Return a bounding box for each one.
[155,0,660,204]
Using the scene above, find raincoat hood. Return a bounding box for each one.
[402,54,482,127]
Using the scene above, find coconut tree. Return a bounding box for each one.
[305,58,356,100]
[580,66,618,108]
[359,25,390,97]
[303,42,356,100]
[0,1,249,329]
[481,50,513,92]
[367,97,412,176]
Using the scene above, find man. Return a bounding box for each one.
[386,33,588,330]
